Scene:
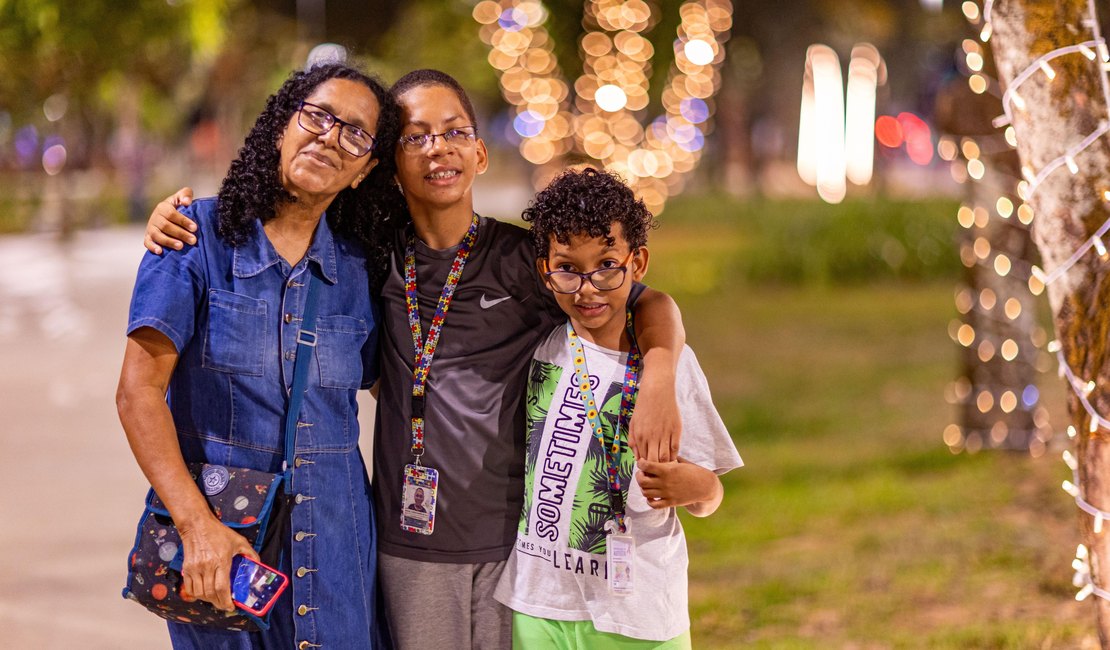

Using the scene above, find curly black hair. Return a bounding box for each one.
[390,69,479,129]
[215,62,407,290]
[522,167,657,259]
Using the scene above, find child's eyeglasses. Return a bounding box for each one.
[398,126,478,153]
[542,250,636,294]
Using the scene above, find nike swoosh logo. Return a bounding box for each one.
[480,294,512,309]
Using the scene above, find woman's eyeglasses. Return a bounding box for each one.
[297,101,376,158]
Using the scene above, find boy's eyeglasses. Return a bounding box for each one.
[398,126,478,153]
[297,101,376,158]
[541,250,636,294]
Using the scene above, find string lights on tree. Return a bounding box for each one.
[472,0,733,213]
[968,0,1110,605]
[941,11,1051,455]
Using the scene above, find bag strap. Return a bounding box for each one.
[283,265,323,478]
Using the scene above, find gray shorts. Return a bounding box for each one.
[378,553,512,650]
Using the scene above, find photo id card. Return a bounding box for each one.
[607,534,635,596]
[400,464,438,535]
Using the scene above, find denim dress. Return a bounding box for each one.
[127,198,385,649]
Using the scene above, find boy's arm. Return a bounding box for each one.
[630,287,685,462]
[635,458,724,517]
[145,187,198,254]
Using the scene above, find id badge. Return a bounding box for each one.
[607,534,635,596]
[401,464,438,535]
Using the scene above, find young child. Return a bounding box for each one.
[140,71,688,649]
[494,167,743,648]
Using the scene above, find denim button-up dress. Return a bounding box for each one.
[127,198,384,649]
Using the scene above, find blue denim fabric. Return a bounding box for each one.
[127,197,384,649]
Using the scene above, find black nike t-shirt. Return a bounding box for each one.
[374,217,565,563]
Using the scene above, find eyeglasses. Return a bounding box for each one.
[398,126,477,154]
[542,250,636,294]
[297,101,376,158]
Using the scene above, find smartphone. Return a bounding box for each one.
[230,555,289,617]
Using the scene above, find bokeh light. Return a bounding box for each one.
[684,39,715,65]
[476,0,733,213]
[875,115,902,148]
[14,125,39,167]
[42,137,67,176]
[595,84,628,112]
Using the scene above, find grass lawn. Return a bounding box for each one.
[646,222,1093,648]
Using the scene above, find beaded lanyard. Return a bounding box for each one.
[565,309,642,534]
[404,213,481,461]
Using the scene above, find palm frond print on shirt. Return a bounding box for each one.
[521,359,634,553]
[521,359,563,535]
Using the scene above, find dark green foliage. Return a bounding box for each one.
[654,194,962,286]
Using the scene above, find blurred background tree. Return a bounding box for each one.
[0,0,237,229]
[0,0,963,232]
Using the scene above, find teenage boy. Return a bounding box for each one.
[494,167,742,648]
[141,70,686,649]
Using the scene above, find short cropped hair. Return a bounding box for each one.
[522,167,656,259]
[390,69,478,128]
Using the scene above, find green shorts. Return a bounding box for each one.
[512,611,692,649]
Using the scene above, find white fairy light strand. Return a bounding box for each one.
[977,0,1110,602]
[1023,121,1110,197]
[1055,342,1110,602]
[1086,0,1110,114]
[1054,346,1110,431]
[1029,217,1110,286]
[1062,452,1110,525]
[979,0,1110,200]
[1063,451,1110,602]
[1072,543,1110,602]
[993,41,1106,128]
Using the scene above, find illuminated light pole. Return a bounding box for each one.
[798,43,886,203]
[845,44,882,186]
[807,45,847,204]
[797,60,817,186]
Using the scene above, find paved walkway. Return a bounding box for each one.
[0,226,376,647]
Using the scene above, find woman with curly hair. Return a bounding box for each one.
[116,62,397,648]
[142,68,688,650]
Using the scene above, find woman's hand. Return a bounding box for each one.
[117,330,257,611]
[177,515,260,611]
[635,458,723,516]
[145,187,198,254]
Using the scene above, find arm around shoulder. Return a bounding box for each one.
[628,287,685,462]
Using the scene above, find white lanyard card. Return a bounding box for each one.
[607,533,636,595]
[400,464,439,535]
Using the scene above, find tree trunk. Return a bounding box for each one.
[991,0,1110,643]
[934,29,1044,454]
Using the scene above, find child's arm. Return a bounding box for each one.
[629,288,685,463]
[635,458,724,518]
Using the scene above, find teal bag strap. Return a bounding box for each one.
[283,265,323,479]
